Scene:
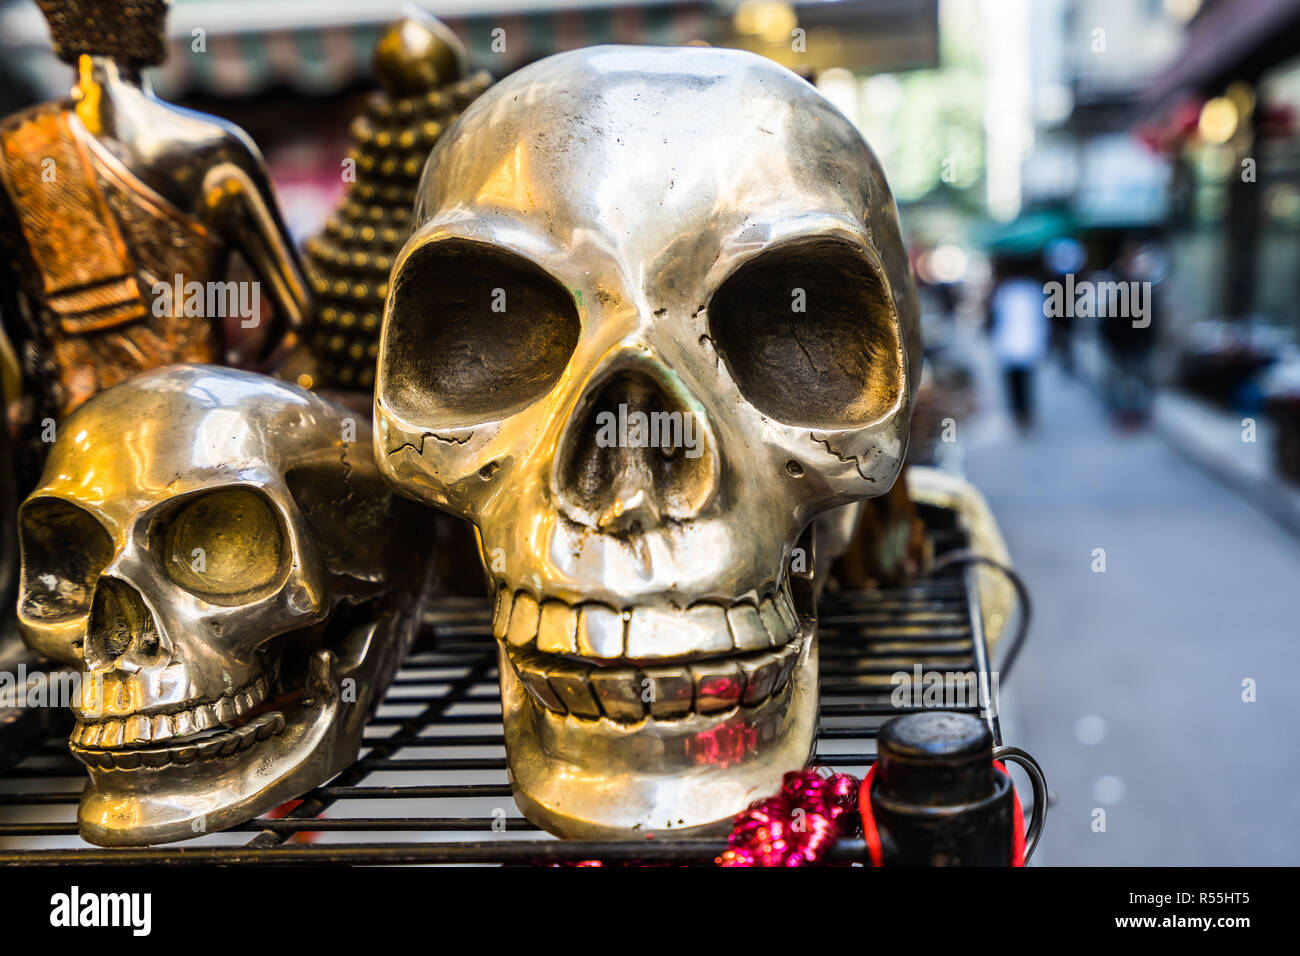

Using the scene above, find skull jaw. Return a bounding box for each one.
[501,635,818,839]
[75,679,351,847]
[73,607,416,847]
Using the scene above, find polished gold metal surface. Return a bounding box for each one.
[16,365,431,846]
[302,11,490,393]
[375,45,920,838]
[373,11,470,95]
[0,0,309,423]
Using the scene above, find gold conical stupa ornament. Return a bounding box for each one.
[302,12,491,392]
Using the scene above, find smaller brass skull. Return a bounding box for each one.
[17,365,430,845]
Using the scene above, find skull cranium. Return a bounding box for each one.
[18,365,430,845]
[375,46,919,837]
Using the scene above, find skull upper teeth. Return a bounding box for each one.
[495,576,804,722]
[492,577,801,660]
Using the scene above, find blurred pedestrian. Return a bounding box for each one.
[1043,238,1088,376]
[1101,239,1160,426]
[988,258,1049,431]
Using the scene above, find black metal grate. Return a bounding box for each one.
[0,523,1000,865]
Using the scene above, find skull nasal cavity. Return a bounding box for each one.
[556,369,714,532]
[86,578,165,670]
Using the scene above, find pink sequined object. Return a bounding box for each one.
[716,769,861,866]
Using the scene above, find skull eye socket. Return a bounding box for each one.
[379,238,580,426]
[707,237,905,429]
[18,498,113,623]
[154,487,286,606]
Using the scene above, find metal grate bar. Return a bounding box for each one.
[240,655,498,849]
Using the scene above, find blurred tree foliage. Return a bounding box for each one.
[855,0,986,208]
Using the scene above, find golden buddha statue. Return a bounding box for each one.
[0,0,310,428]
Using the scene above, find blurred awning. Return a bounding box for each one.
[975,209,1079,257]
[728,0,939,75]
[1142,0,1300,115]
[158,0,720,97]
[0,0,720,99]
[1,0,942,101]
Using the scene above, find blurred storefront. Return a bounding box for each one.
[0,0,939,100]
[1142,0,1300,335]
[1137,0,1300,479]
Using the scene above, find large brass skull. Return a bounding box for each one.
[375,46,920,837]
[18,366,430,845]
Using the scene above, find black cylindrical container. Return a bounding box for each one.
[870,711,1013,866]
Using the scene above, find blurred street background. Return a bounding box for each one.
[4,0,1299,863]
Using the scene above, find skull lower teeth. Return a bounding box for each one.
[507,639,800,721]
[71,712,287,770]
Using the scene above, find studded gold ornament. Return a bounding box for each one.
[302,12,491,393]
